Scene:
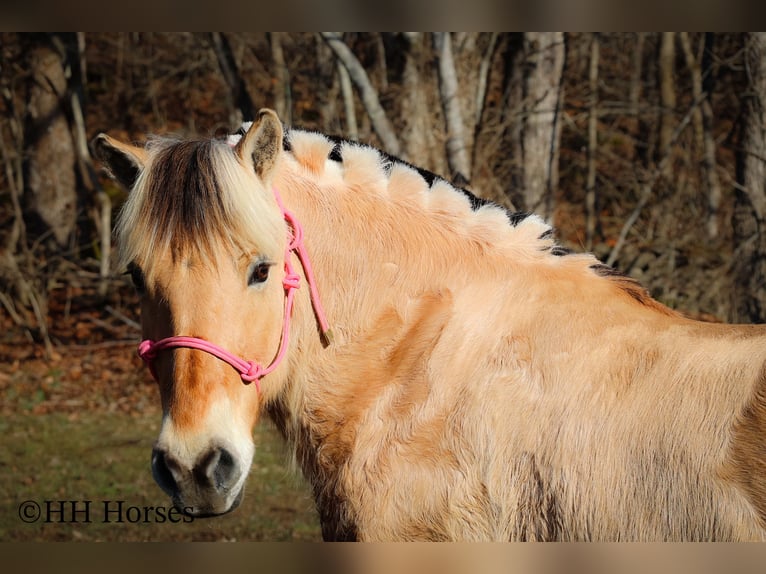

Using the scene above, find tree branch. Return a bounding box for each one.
[585,33,600,251]
[209,32,256,123]
[606,96,700,267]
[269,32,292,125]
[320,32,401,156]
[337,59,358,140]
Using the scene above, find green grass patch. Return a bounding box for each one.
[0,411,321,541]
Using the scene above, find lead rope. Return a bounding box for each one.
[138,187,333,392]
[272,186,332,342]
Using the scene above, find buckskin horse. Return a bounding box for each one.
[94,109,766,541]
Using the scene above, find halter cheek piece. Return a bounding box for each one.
[137,187,332,393]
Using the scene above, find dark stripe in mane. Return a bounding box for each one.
[282,128,573,259]
[283,127,527,222]
[590,262,675,313]
[139,139,233,259]
[278,126,666,308]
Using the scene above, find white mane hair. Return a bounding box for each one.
[248,123,666,312]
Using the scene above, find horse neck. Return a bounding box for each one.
[272,165,491,347]
[264,163,495,432]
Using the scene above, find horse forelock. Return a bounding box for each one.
[116,137,284,273]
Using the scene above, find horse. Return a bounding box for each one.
[93,108,766,541]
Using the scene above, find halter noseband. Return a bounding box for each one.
[137,187,331,392]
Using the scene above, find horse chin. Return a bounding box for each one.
[174,486,245,519]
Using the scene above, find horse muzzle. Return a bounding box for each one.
[151,443,246,517]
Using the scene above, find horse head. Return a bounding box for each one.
[95,110,293,516]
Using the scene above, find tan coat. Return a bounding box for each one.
[96,110,766,541]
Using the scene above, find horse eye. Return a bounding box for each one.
[248,262,271,286]
[126,263,146,294]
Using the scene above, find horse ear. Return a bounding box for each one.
[235,108,283,183]
[92,134,147,191]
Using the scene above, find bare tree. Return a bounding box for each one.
[397,33,443,170]
[506,32,565,219]
[270,32,292,125]
[315,37,340,134]
[434,32,471,183]
[22,33,77,247]
[679,32,722,240]
[58,33,111,295]
[0,33,87,353]
[585,33,600,251]
[209,32,256,125]
[474,33,498,132]
[658,32,677,177]
[336,59,358,141]
[320,32,401,156]
[733,32,766,322]
[629,33,646,117]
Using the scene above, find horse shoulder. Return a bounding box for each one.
[300,290,458,538]
[718,325,766,531]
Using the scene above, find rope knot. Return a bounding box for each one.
[137,339,156,361]
[241,360,263,383]
[283,272,301,290]
[240,361,262,393]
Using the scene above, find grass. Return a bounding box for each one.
[0,410,321,541]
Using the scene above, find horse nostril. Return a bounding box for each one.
[152,447,181,496]
[194,446,238,492]
[214,447,237,488]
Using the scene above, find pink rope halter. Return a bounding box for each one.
[137,187,331,392]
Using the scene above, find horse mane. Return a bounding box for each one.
[270,125,674,316]
[121,122,672,315]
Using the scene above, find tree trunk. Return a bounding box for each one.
[270,32,292,125]
[701,34,722,240]
[22,33,77,247]
[320,32,401,156]
[585,33,600,251]
[679,32,722,240]
[62,33,111,295]
[658,32,676,177]
[629,33,645,117]
[397,33,443,171]
[434,32,471,183]
[315,37,340,134]
[337,59,358,140]
[209,32,256,125]
[507,32,565,219]
[475,33,498,131]
[733,32,766,323]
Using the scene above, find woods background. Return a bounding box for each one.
[2,32,766,356]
